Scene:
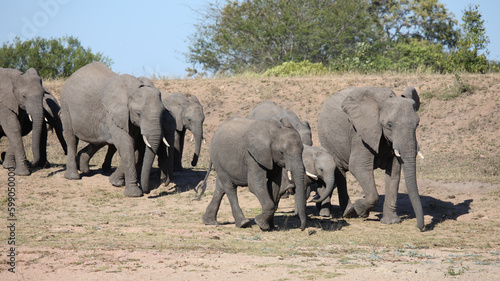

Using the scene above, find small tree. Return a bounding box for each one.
[452,4,489,73]
[0,36,113,79]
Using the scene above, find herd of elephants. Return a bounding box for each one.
[0,62,425,232]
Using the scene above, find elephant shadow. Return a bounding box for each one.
[369,193,473,231]
[148,168,207,198]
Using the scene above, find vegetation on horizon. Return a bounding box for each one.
[187,1,496,76]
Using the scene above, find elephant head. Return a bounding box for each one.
[102,74,165,194]
[341,86,423,230]
[163,92,205,167]
[0,68,45,168]
[303,145,337,204]
[244,118,307,230]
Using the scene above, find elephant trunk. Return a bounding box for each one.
[312,173,335,203]
[28,100,44,167]
[401,154,424,231]
[140,127,162,194]
[52,114,67,155]
[191,124,203,166]
[290,159,307,231]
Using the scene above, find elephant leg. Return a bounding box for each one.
[109,164,125,187]
[381,157,402,225]
[173,129,185,171]
[349,167,379,218]
[202,177,226,225]
[63,114,80,180]
[102,145,117,174]
[337,169,355,218]
[316,185,332,217]
[0,113,30,175]
[2,145,17,170]
[77,143,105,173]
[112,131,141,197]
[248,163,275,230]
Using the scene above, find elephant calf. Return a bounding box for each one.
[197,117,308,231]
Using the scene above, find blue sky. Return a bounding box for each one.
[1,0,498,78]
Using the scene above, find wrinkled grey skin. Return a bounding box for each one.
[1,90,67,168]
[162,91,205,171]
[61,62,164,197]
[0,67,45,175]
[318,86,424,230]
[301,145,337,217]
[248,100,312,146]
[197,117,307,231]
[83,77,176,187]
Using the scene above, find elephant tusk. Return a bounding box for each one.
[163,137,170,147]
[44,117,48,122]
[28,114,32,122]
[203,137,206,144]
[306,171,318,180]
[143,135,152,148]
[190,135,194,142]
[418,151,425,159]
[287,170,292,181]
[394,149,401,158]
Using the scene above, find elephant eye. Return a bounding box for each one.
[386,122,393,129]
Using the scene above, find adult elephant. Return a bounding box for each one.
[248,100,312,145]
[318,86,424,230]
[162,92,205,171]
[0,67,45,175]
[197,117,307,231]
[1,89,67,168]
[61,62,165,197]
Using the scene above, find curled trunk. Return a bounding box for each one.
[312,173,335,203]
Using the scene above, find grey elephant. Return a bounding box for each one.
[0,67,45,175]
[1,89,67,168]
[318,86,424,230]
[301,145,337,217]
[248,100,312,145]
[61,62,165,197]
[80,77,176,187]
[161,91,205,171]
[197,117,307,231]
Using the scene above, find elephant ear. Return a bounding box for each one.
[0,71,18,114]
[243,120,274,170]
[102,76,130,133]
[164,93,187,131]
[341,88,382,153]
[188,93,201,105]
[302,146,316,174]
[400,86,420,111]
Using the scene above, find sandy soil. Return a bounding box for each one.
[1,73,499,280]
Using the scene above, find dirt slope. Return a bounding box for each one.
[1,73,499,280]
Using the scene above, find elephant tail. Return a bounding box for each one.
[193,161,212,200]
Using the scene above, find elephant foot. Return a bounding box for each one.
[342,201,358,218]
[124,185,143,197]
[2,158,16,169]
[64,169,81,180]
[235,218,251,228]
[109,172,125,187]
[381,212,401,225]
[202,213,219,226]
[14,166,31,176]
[254,214,272,231]
[319,207,331,218]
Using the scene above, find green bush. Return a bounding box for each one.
[263,60,328,77]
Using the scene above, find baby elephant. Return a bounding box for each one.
[197,117,307,231]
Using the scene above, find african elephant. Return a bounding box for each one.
[61,62,165,197]
[1,89,67,168]
[162,91,205,171]
[248,100,312,145]
[197,117,307,231]
[301,145,337,217]
[0,67,45,175]
[318,86,424,230]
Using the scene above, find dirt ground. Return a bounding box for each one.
[1,73,499,280]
